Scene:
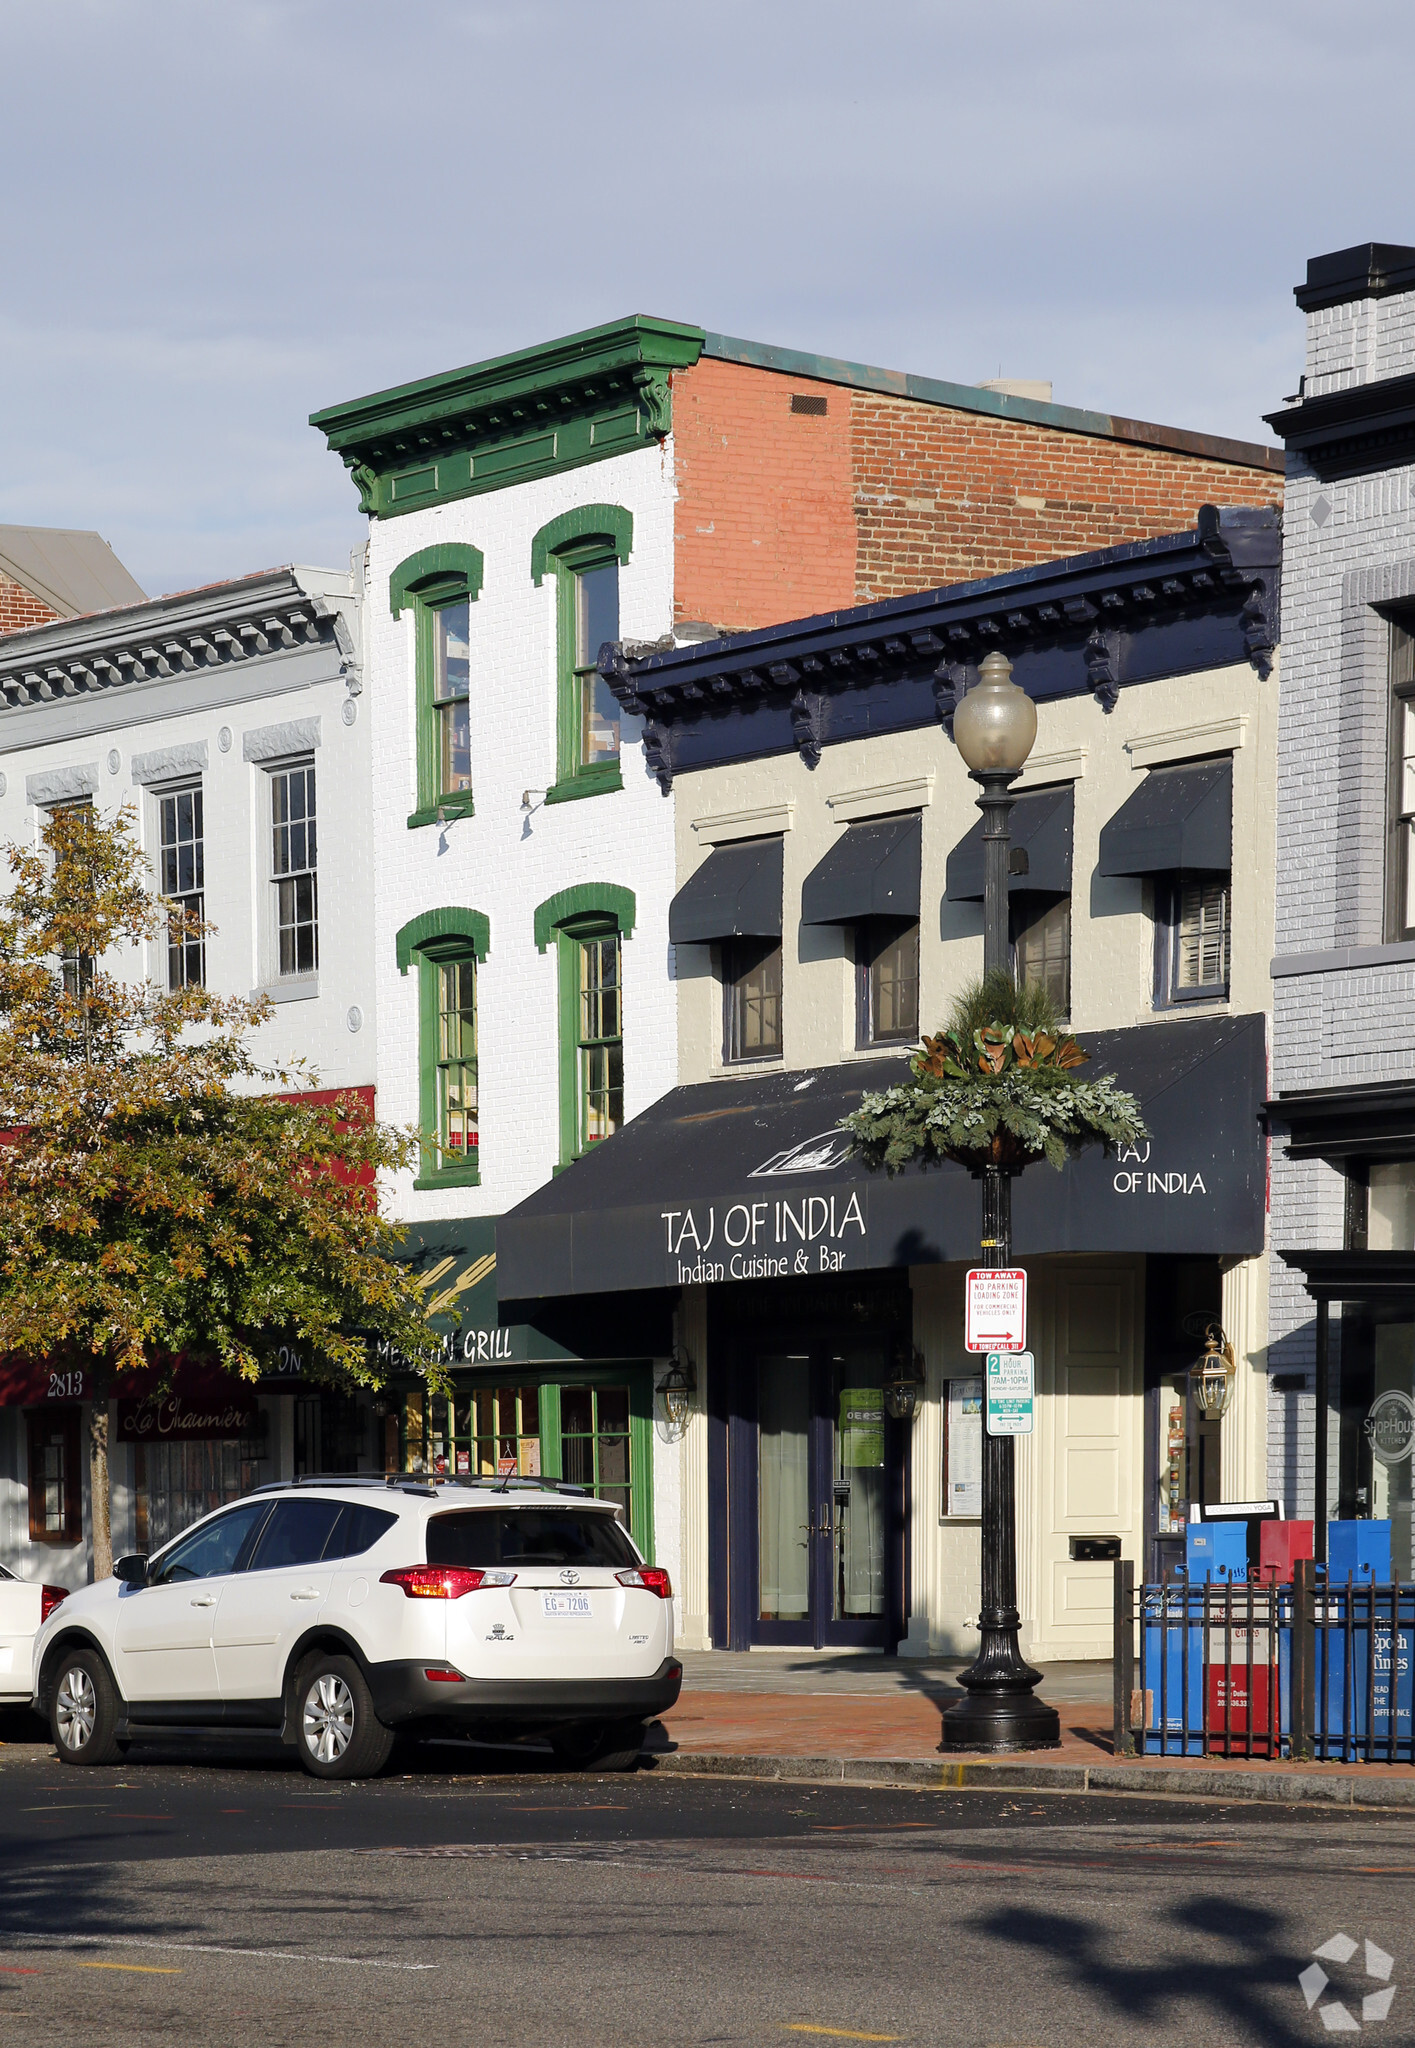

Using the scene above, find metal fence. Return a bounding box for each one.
[1111,1558,1414,1764]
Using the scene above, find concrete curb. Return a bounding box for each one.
[647,1750,1415,1808]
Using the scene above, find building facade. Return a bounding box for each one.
[310,316,1284,1609]
[500,509,1282,1660]
[0,524,146,636]
[1265,242,1415,1576]
[0,562,370,1581]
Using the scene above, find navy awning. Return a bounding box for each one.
[801,814,921,925]
[945,785,1073,903]
[669,837,783,945]
[497,1012,1269,1299]
[1098,758,1232,877]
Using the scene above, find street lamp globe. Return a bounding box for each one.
[952,650,1037,775]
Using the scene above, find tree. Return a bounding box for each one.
[0,803,441,1579]
[842,969,1148,1172]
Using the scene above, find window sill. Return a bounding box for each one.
[408,794,476,830]
[545,765,623,806]
[414,1162,481,1191]
[710,1057,785,1079]
[255,976,319,1004]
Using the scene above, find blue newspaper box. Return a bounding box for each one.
[1326,1521,1392,1583]
[1313,1586,1414,1760]
[1141,1585,1205,1754]
[1186,1522,1248,1583]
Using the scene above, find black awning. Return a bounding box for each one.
[497,1012,1268,1299]
[1098,757,1232,877]
[945,785,1073,903]
[801,813,921,925]
[1267,1082,1415,1163]
[669,837,783,945]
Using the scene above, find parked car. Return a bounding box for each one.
[32,1477,681,1778]
[0,1565,67,1706]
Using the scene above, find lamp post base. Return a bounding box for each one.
[941,1687,1061,1753]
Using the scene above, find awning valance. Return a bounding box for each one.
[1098,758,1232,878]
[669,837,783,945]
[944,785,1073,903]
[801,814,921,926]
[497,1013,1268,1300]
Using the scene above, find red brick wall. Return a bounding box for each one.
[670,356,856,632]
[850,393,1283,601]
[669,357,1283,631]
[0,573,59,636]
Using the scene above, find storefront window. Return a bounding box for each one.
[1368,1162,1415,1249]
[1368,1323,1414,1579]
[27,1410,81,1546]
[134,1438,267,1555]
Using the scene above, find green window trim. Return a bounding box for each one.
[533,886,635,1169]
[530,506,634,588]
[396,909,489,1189]
[532,509,633,806]
[391,545,484,829]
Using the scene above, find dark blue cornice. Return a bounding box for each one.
[603,505,1281,791]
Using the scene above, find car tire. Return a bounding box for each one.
[293,1652,394,1780]
[48,1646,122,1767]
[550,1718,645,1773]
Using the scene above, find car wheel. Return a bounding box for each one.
[550,1718,645,1773]
[49,1647,122,1767]
[294,1653,394,1780]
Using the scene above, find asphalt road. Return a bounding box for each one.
[0,1732,1409,2046]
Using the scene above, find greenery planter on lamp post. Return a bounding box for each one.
[843,652,1147,1753]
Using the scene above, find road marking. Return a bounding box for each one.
[0,1936,435,1973]
[782,2028,901,2042]
[111,1815,173,1822]
[77,1963,182,1976]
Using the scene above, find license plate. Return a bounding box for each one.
[541,1591,593,1619]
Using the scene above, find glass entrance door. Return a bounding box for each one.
[753,1342,895,1649]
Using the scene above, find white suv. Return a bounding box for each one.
[32,1477,682,1779]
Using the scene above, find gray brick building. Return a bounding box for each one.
[1266,243,1415,1570]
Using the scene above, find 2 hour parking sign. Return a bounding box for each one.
[965,1267,1026,1353]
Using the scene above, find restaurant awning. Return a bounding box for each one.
[801,814,921,925]
[669,837,783,945]
[1098,758,1232,877]
[945,785,1073,902]
[497,1012,1268,1300]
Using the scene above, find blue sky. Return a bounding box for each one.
[2,0,1408,598]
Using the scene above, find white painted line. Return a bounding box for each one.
[0,1934,435,1973]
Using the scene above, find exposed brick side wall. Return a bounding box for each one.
[0,574,60,637]
[670,356,855,632]
[849,394,1283,601]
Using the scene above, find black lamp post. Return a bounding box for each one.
[942,651,1060,1753]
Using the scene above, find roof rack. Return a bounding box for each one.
[245,1473,595,1500]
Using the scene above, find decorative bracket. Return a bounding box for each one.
[1240,580,1277,680]
[641,719,673,794]
[789,688,824,768]
[932,659,968,742]
[1083,629,1119,713]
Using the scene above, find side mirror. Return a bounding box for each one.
[114,1555,149,1589]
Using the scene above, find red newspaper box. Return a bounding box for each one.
[1258,1519,1314,1582]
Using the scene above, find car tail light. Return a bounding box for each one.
[379,1566,515,1599]
[40,1587,67,1625]
[424,1667,466,1683]
[616,1567,673,1599]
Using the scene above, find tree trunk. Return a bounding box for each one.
[88,1402,112,1583]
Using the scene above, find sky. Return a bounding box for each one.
[1,0,1410,600]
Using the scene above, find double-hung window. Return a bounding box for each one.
[723,938,783,1063]
[395,910,490,1190]
[432,599,472,801]
[47,799,95,1000]
[1155,874,1231,1005]
[535,887,636,1166]
[1387,619,1415,940]
[390,544,484,830]
[271,760,318,977]
[855,919,919,1047]
[159,785,205,989]
[436,955,478,1164]
[531,507,633,805]
[1011,893,1071,1017]
[577,931,624,1145]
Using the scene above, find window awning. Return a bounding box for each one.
[801,814,921,926]
[496,1012,1268,1300]
[1098,758,1232,878]
[945,785,1073,903]
[669,837,782,945]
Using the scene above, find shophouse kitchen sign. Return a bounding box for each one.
[965,1268,1027,1354]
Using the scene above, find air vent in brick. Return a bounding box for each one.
[790,394,828,416]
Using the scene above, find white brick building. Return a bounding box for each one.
[1265,242,1415,1574]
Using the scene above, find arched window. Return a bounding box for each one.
[533,885,636,1164]
[390,545,485,830]
[395,907,491,1186]
[530,507,633,805]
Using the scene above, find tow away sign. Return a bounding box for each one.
[965,1267,1026,1354]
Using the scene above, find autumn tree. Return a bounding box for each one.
[0,803,441,1579]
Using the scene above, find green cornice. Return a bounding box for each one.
[533,884,636,954]
[311,317,705,520]
[396,906,491,971]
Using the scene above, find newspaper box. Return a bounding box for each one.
[1204,1588,1282,1756]
[1312,1586,1415,1760]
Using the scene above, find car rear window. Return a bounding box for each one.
[426,1508,637,1570]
